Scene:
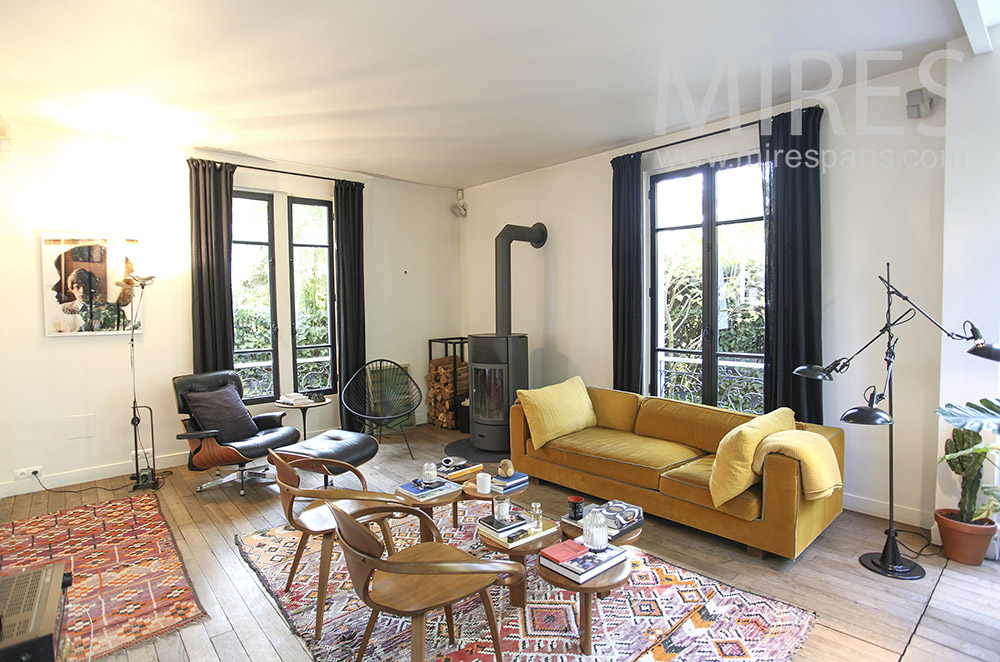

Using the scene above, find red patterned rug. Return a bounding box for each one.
[0,493,205,660]
[238,501,814,661]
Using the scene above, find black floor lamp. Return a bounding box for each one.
[127,274,161,491]
[794,262,1000,580]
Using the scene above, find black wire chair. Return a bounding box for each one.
[341,359,421,459]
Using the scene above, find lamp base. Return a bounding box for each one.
[859,552,925,580]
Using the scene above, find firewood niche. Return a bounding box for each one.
[426,337,468,429]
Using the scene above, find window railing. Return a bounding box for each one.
[654,353,764,414]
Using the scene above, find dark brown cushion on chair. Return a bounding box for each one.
[183,383,259,443]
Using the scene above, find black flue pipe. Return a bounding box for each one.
[495,222,547,335]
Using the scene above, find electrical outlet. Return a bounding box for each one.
[14,466,41,480]
[132,449,153,464]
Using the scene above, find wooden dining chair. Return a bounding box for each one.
[330,502,525,662]
[268,450,409,639]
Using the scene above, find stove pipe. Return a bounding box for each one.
[495,222,547,335]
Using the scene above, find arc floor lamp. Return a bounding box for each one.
[794,263,1000,580]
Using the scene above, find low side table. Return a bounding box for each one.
[461,481,529,516]
[477,522,561,609]
[274,397,332,439]
[394,488,464,542]
[536,554,632,655]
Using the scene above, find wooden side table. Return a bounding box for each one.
[274,397,332,438]
[461,481,529,516]
[536,554,632,655]
[394,487,464,542]
[477,522,561,609]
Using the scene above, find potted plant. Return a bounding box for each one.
[935,398,1000,565]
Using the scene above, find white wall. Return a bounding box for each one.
[0,120,459,498]
[463,65,950,528]
[937,31,1000,522]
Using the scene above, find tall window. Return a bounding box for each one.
[649,159,765,413]
[288,197,336,392]
[231,191,279,403]
[230,191,337,403]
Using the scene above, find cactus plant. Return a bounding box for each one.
[943,428,986,523]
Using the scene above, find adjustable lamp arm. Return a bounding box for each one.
[878,276,977,341]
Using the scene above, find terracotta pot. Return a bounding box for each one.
[934,508,997,566]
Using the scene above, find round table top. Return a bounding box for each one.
[274,397,332,410]
[477,521,562,557]
[461,480,529,501]
[394,485,464,509]
[560,520,643,546]
[536,552,633,593]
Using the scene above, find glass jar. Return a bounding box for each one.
[493,495,512,522]
[582,510,608,552]
[422,462,437,484]
[529,502,543,532]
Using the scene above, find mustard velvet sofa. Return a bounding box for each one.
[510,386,845,559]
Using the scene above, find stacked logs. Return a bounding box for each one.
[425,356,469,429]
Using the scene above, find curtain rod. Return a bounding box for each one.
[230,163,346,183]
[634,119,761,157]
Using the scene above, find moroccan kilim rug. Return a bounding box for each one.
[238,501,814,661]
[0,493,204,661]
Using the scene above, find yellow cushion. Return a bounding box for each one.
[709,407,795,507]
[517,376,598,450]
[659,456,763,521]
[586,386,641,431]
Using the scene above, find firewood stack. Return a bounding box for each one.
[425,356,469,429]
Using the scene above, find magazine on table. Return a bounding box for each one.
[478,519,557,548]
[478,514,528,535]
[436,462,483,480]
[395,478,461,501]
[561,502,643,536]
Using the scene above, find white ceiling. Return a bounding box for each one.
[1,1,972,188]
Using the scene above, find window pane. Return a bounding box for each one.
[716,221,765,354]
[293,246,330,346]
[232,244,273,351]
[715,163,764,221]
[655,228,703,351]
[296,347,332,391]
[717,355,764,414]
[653,351,702,402]
[654,172,703,228]
[235,351,274,400]
[233,197,270,242]
[292,202,330,245]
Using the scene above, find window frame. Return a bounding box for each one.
[647,155,765,410]
[231,190,280,405]
[286,196,338,394]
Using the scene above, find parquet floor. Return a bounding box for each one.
[2,424,997,661]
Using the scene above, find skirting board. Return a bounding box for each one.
[843,493,934,530]
[0,451,190,499]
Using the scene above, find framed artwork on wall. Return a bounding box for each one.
[41,232,145,336]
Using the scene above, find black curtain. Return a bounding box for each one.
[760,107,825,423]
[188,158,238,373]
[611,153,643,393]
[334,179,367,432]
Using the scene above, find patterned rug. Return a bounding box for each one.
[237,501,814,661]
[0,493,205,660]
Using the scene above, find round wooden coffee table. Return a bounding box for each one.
[477,522,561,609]
[536,554,632,655]
[394,488,464,542]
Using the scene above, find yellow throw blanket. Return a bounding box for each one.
[751,429,843,500]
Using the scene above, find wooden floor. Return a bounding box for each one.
[3,424,998,661]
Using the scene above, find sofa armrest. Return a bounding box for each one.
[509,402,532,457]
[799,422,846,480]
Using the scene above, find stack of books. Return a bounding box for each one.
[491,471,529,493]
[561,499,643,540]
[277,392,312,406]
[477,516,557,548]
[394,478,461,502]
[538,539,628,583]
[436,461,484,481]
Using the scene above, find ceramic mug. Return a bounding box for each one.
[476,472,491,493]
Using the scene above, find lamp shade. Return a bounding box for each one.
[968,342,1000,362]
[793,364,834,380]
[841,406,893,425]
